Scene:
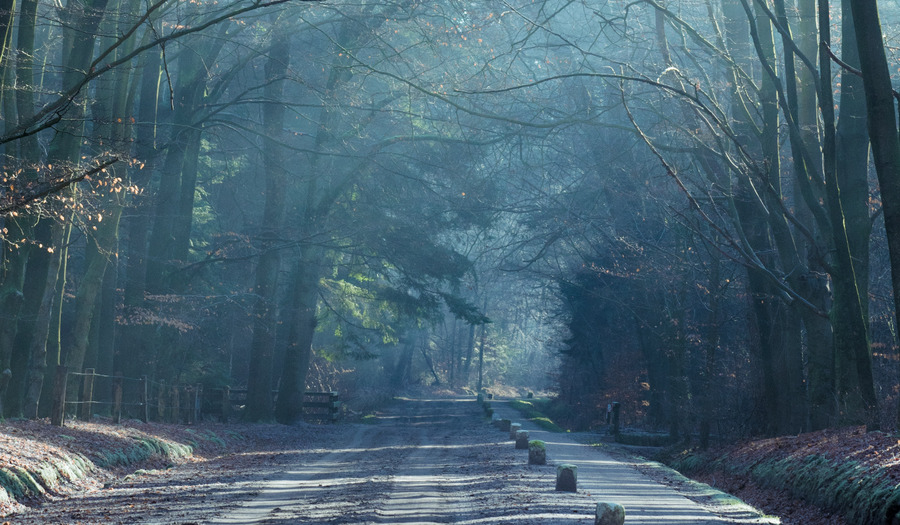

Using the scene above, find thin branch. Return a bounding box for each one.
[0,157,120,215]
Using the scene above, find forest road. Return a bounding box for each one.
[196,396,775,525]
[13,396,778,524]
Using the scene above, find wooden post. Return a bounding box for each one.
[157,380,167,421]
[80,368,95,421]
[221,386,231,423]
[112,373,123,424]
[139,375,149,423]
[329,392,339,422]
[50,366,68,427]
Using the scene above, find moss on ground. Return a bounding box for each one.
[528,439,546,451]
[0,423,240,511]
[667,447,900,524]
[93,436,193,469]
[509,399,565,433]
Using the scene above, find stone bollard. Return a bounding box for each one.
[595,502,625,525]
[498,419,511,432]
[515,430,530,449]
[528,440,546,465]
[509,423,521,440]
[555,464,577,492]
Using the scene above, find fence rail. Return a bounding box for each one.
[49,366,340,426]
[224,389,341,422]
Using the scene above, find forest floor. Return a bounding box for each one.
[0,394,887,524]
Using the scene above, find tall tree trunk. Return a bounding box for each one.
[392,333,417,388]
[699,249,720,449]
[63,205,123,374]
[848,0,892,430]
[118,47,163,380]
[248,23,290,422]
[0,218,32,373]
[3,0,46,417]
[462,322,476,386]
[95,252,117,376]
[825,0,874,429]
[22,224,67,418]
[145,80,201,293]
[6,222,53,416]
[275,254,320,423]
[38,222,72,417]
[0,0,14,71]
[145,28,227,293]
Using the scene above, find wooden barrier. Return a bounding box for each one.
[301,391,341,422]
[220,389,341,422]
[51,369,206,426]
[49,370,336,426]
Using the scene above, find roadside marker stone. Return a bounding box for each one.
[515,430,529,449]
[555,464,577,492]
[528,440,546,465]
[509,423,521,439]
[594,502,625,525]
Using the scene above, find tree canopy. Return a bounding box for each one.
[1,0,900,437]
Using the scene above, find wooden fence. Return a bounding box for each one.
[49,366,340,426]
[222,389,341,423]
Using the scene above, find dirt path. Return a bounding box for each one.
[13,397,779,524]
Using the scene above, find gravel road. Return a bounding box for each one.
[14,396,779,524]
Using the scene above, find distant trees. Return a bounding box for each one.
[457,0,900,438]
[1,0,505,421]
[1,0,899,439]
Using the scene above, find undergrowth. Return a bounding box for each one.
[509,399,565,433]
[93,436,193,468]
[667,446,900,524]
[0,425,225,509]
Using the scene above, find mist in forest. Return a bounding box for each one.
[1,0,900,442]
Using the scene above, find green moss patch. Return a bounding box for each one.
[93,436,193,469]
[510,399,565,433]
[664,427,900,524]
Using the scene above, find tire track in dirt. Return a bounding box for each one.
[203,422,420,524]
[367,398,471,524]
